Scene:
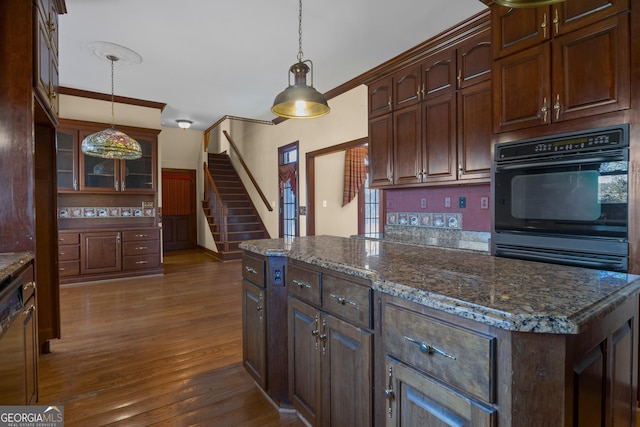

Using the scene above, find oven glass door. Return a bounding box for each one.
[494,150,628,239]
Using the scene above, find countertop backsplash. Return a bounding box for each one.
[384,224,490,253]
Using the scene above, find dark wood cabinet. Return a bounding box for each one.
[56,120,158,194]
[287,261,374,427]
[81,231,121,274]
[493,4,630,133]
[368,76,393,118]
[368,27,492,188]
[34,0,60,121]
[243,280,267,389]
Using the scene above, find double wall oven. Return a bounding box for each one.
[493,124,629,272]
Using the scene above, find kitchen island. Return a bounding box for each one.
[240,236,640,426]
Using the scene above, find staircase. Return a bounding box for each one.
[202,153,269,261]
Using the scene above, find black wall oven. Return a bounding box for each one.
[493,124,629,272]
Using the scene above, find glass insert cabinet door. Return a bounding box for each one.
[56,128,79,190]
[80,134,155,192]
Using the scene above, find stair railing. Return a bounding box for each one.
[223,130,273,212]
[203,162,229,253]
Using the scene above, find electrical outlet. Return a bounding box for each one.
[480,197,489,210]
[459,197,466,208]
[421,198,427,209]
[444,197,451,208]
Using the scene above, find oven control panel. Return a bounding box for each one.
[496,124,628,161]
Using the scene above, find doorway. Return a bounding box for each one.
[162,169,197,251]
[278,142,299,239]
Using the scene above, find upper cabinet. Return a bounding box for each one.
[56,121,159,194]
[34,0,63,121]
[367,20,493,189]
[492,0,630,133]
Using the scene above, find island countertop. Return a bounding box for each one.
[240,235,640,334]
[0,252,33,284]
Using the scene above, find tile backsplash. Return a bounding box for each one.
[58,207,155,219]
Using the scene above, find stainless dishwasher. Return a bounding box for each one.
[0,275,27,404]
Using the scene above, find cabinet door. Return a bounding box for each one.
[56,128,79,191]
[81,231,122,274]
[368,76,393,118]
[423,92,456,183]
[492,5,549,58]
[384,357,496,427]
[242,280,266,389]
[368,114,393,188]
[457,31,492,89]
[457,80,492,181]
[322,314,373,427]
[79,129,119,192]
[393,63,422,109]
[493,43,550,133]
[554,0,629,36]
[421,49,456,100]
[393,104,422,186]
[551,13,630,123]
[123,137,155,192]
[288,297,321,426]
[22,298,38,405]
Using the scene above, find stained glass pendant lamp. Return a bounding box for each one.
[271,0,330,119]
[81,55,142,160]
[493,0,565,7]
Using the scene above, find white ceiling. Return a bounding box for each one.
[59,0,487,131]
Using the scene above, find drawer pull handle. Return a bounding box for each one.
[23,304,36,315]
[244,266,257,274]
[330,293,357,308]
[134,234,148,238]
[135,246,148,250]
[293,279,311,289]
[384,366,394,418]
[135,261,148,265]
[23,282,36,290]
[404,336,456,360]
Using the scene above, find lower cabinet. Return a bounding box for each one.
[59,227,162,283]
[287,261,374,427]
[242,280,266,388]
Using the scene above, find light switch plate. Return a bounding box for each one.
[444,197,451,208]
[480,197,489,210]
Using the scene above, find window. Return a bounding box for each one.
[359,156,381,237]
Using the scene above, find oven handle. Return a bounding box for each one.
[495,151,627,171]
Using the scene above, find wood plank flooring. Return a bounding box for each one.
[38,250,304,427]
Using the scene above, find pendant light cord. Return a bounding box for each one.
[297,0,303,62]
[107,54,118,127]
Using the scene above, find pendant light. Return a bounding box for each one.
[493,0,565,7]
[271,0,330,119]
[81,55,142,160]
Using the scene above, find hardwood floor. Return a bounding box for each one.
[38,250,304,427]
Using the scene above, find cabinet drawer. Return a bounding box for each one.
[59,261,80,277]
[123,254,160,271]
[122,240,159,256]
[287,262,321,306]
[384,303,495,403]
[322,274,371,328]
[58,245,80,261]
[242,254,265,287]
[122,229,159,242]
[18,264,35,303]
[58,232,80,245]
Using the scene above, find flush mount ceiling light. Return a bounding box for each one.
[81,54,142,160]
[271,0,330,119]
[493,0,565,7]
[176,120,193,129]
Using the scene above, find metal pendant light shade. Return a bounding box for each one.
[493,0,565,7]
[81,55,142,160]
[272,0,330,119]
[272,61,330,119]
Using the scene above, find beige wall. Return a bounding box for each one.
[221,84,368,238]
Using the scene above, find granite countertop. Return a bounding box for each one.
[239,236,640,334]
[0,252,33,284]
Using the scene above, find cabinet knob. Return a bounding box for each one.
[23,281,36,290]
[541,12,548,38]
[23,304,36,315]
[554,93,561,120]
[385,367,394,418]
[553,8,559,34]
[541,97,549,123]
[404,335,456,360]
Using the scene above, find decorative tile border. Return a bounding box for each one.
[58,207,155,219]
[387,212,462,229]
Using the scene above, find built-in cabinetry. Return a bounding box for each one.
[0,258,38,405]
[368,13,493,189]
[492,0,630,133]
[241,253,290,408]
[33,0,61,121]
[56,122,157,193]
[287,260,374,427]
[58,228,161,283]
